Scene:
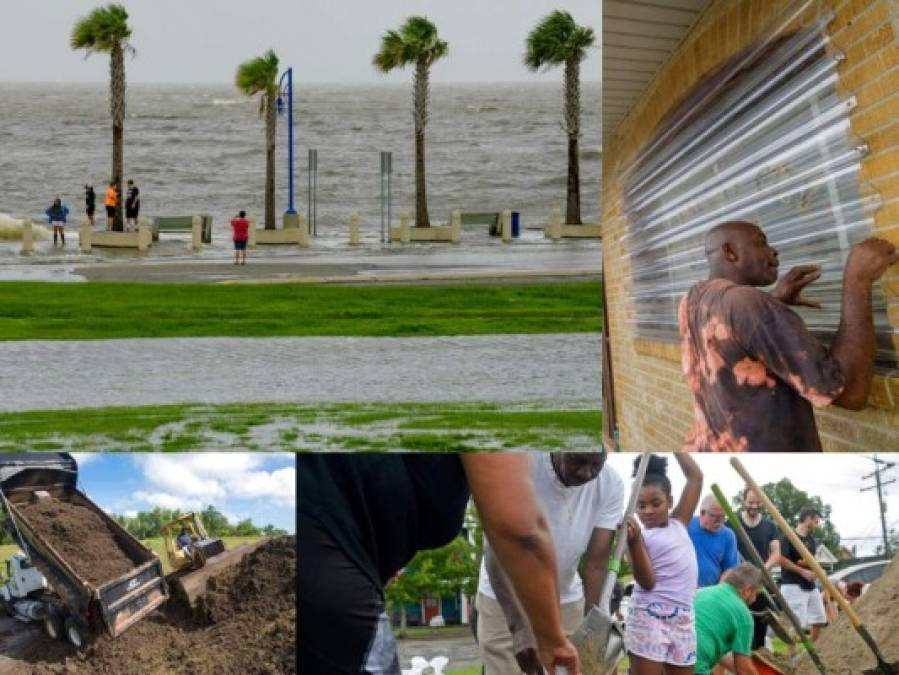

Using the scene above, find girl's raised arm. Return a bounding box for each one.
[671,453,703,526]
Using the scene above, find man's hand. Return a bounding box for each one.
[845,238,899,284]
[801,569,817,583]
[538,637,581,675]
[770,264,822,307]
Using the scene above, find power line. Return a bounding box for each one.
[860,455,897,557]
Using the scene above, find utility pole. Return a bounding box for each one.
[861,455,896,558]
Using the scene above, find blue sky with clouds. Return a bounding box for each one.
[72,453,295,533]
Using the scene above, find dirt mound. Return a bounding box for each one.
[18,498,137,585]
[797,555,899,675]
[29,536,296,675]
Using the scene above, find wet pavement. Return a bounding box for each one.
[0,229,601,283]
[0,333,601,412]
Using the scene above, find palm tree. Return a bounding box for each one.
[235,50,280,229]
[71,4,134,232]
[374,17,448,228]
[525,11,595,225]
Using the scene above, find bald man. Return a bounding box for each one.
[679,221,897,451]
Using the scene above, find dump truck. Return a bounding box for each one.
[161,512,268,607]
[0,453,168,648]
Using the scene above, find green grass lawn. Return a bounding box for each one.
[0,280,602,340]
[0,401,602,451]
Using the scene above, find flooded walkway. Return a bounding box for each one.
[0,333,601,412]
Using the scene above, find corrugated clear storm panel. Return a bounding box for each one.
[618,6,896,371]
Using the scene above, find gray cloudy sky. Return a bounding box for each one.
[1,1,600,84]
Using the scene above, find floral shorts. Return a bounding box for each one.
[625,600,696,666]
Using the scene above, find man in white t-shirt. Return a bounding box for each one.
[476,451,624,674]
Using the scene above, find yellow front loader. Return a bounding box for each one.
[161,513,266,607]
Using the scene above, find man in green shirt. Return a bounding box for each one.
[694,563,764,675]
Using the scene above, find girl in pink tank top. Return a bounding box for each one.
[625,453,703,674]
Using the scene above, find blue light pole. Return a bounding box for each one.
[276,67,296,215]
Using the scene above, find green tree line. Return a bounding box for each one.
[112,504,286,539]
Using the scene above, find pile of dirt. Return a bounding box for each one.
[30,536,296,675]
[18,498,137,585]
[797,555,899,675]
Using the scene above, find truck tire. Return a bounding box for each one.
[44,613,63,640]
[64,617,85,649]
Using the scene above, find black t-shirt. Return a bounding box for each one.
[728,515,778,563]
[779,530,817,590]
[298,454,469,591]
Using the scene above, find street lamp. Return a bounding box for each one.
[276,67,296,216]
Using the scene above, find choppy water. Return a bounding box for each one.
[0,82,600,234]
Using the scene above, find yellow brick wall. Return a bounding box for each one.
[602,0,899,451]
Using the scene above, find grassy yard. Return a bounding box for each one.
[0,280,602,340]
[0,401,602,451]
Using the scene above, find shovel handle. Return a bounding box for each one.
[729,458,862,626]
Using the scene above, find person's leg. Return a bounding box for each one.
[476,592,523,675]
[664,604,696,675]
[779,585,808,656]
[299,514,400,674]
[664,665,695,675]
[626,602,670,675]
[60,226,65,244]
[749,594,769,650]
[806,587,826,643]
[52,225,58,245]
[234,242,239,264]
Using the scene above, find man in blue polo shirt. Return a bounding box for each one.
[689,495,740,587]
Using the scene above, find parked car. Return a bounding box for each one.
[829,559,889,593]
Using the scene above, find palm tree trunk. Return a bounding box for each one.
[265,90,277,229]
[564,58,582,225]
[413,62,430,228]
[110,43,125,232]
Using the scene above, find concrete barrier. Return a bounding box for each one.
[389,213,459,243]
[192,215,202,252]
[21,220,33,255]
[254,216,310,247]
[79,220,91,253]
[349,214,360,245]
[501,210,512,243]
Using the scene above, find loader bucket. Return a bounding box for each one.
[167,539,268,608]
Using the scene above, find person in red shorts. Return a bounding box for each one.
[230,210,250,265]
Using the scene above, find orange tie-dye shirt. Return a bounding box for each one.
[679,279,845,452]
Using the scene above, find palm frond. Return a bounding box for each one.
[70,3,132,55]
[524,10,594,72]
[373,16,448,73]
[235,49,280,96]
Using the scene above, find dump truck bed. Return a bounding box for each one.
[0,456,167,638]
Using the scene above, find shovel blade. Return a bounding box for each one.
[569,607,625,675]
[861,661,899,675]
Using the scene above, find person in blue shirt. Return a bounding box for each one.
[177,527,194,555]
[689,495,740,587]
[45,197,69,246]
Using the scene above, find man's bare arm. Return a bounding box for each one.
[581,528,614,612]
[832,238,898,409]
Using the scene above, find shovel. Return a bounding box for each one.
[569,452,651,675]
[710,483,827,675]
[731,458,899,675]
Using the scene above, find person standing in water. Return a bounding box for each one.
[84,185,96,226]
[625,453,704,675]
[45,197,69,246]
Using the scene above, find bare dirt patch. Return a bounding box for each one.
[28,535,296,675]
